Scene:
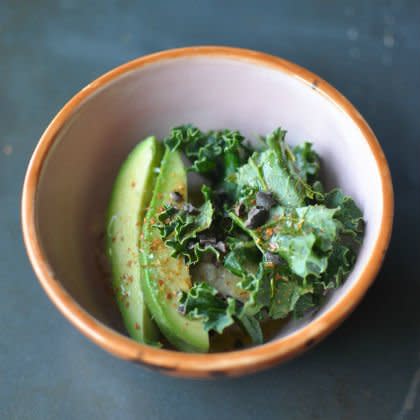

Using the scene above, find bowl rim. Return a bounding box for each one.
[21,46,394,377]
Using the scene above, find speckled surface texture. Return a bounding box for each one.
[1,1,419,419]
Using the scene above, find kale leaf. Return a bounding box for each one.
[291,142,321,184]
[179,282,263,344]
[156,125,365,338]
[234,128,325,207]
[235,129,306,207]
[179,282,237,333]
[324,188,364,239]
[164,125,251,187]
[155,186,218,265]
[229,204,339,279]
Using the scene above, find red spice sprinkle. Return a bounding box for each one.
[131,181,136,188]
[150,239,160,251]
[127,275,134,283]
[127,260,133,267]
[166,291,172,300]
[134,323,140,330]
[265,227,274,237]
[158,280,164,287]
[111,237,116,243]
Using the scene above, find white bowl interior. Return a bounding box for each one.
[35,55,384,344]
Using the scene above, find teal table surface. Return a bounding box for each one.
[1,1,419,419]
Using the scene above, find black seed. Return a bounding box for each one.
[170,191,183,202]
[234,202,246,217]
[256,191,277,210]
[244,206,269,229]
[235,300,244,310]
[199,236,217,247]
[215,292,227,301]
[187,241,196,250]
[215,241,227,253]
[183,203,199,215]
[264,252,284,265]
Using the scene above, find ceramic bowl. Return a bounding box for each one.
[22,46,393,377]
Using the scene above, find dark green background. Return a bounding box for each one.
[1,1,419,419]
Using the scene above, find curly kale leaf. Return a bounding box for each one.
[222,239,313,320]
[179,282,263,344]
[161,125,365,325]
[222,238,273,317]
[237,263,272,317]
[319,243,356,289]
[268,279,298,319]
[290,142,321,184]
[324,188,364,239]
[229,204,339,279]
[228,196,363,319]
[223,242,319,320]
[235,129,304,207]
[179,282,237,333]
[155,186,218,265]
[235,128,323,206]
[164,125,251,185]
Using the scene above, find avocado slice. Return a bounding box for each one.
[106,136,163,344]
[141,149,209,353]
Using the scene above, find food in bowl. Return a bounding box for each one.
[106,124,364,353]
[22,47,393,376]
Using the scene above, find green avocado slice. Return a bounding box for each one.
[141,149,209,353]
[106,136,163,344]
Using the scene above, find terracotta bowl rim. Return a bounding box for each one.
[21,46,394,378]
